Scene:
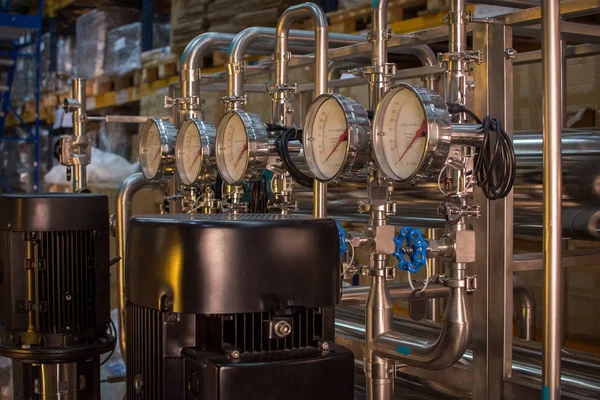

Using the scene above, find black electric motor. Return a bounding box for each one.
[126,214,354,400]
[0,194,115,399]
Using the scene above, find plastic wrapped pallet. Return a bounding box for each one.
[105,22,172,77]
[75,8,139,79]
[105,22,142,76]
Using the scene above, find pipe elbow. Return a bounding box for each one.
[277,2,327,38]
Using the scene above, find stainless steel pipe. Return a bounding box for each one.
[541,0,564,395]
[228,27,364,106]
[341,283,449,306]
[514,275,537,341]
[115,172,151,362]
[71,78,88,192]
[275,3,329,218]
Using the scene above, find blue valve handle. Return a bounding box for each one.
[336,221,347,259]
[392,227,427,273]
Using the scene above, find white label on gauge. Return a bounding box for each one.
[141,122,162,179]
[380,88,426,180]
[178,123,202,185]
[310,97,347,180]
[222,115,248,183]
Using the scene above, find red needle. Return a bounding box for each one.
[397,120,426,163]
[325,129,348,162]
[191,149,201,167]
[234,143,248,167]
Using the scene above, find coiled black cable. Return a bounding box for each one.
[275,127,314,188]
[249,174,268,213]
[447,103,515,200]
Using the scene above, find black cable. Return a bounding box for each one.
[473,116,516,200]
[101,319,117,366]
[447,103,515,200]
[249,174,268,213]
[275,127,314,188]
[446,102,482,124]
[265,123,287,132]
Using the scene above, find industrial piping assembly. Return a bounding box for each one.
[6,0,600,399]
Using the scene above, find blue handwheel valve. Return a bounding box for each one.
[336,221,347,259]
[392,227,427,273]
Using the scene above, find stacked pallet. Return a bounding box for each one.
[170,0,211,55]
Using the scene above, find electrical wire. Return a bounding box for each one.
[407,263,430,294]
[446,103,515,200]
[101,320,117,366]
[341,238,355,277]
[249,174,268,213]
[275,127,314,187]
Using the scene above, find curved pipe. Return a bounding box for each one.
[275,3,328,218]
[514,275,536,341]
[116,172,151,362]
[228,27,363,105]
[372,282,471,370]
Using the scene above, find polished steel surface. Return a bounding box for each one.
[71,78,88,192]
[541,0,564,395]
[116,172,151,362]
[340,283,449,306]
[38,363,78,398]
[513,275,536,341]
[175,119,217,186]
[139,118,178,181]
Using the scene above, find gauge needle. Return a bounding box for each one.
[234,143,248,167]
[325,129,348,162]
[397,119,426,163]
[191,149,201,167]
[153,148,161,163]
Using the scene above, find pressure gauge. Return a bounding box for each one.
[216,110,268,184]
[372,83,452,184]
[175,119,217,186]
[303,93,370,182]
[139,118,177,181]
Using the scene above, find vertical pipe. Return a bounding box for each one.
[427,228,442,322]
[370,0,389,109]
[541,0,563,397]
[275,3,329,218]
[72,78,87,192]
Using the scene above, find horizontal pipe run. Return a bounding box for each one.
[341,283,449,305]
[87,115,164,124]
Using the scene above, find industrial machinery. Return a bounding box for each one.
[0,193,114,399]
[125,214,354,399]
[108,0,600,399]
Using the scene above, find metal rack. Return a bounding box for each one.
[0,0,43,193]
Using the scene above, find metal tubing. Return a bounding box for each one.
[228,27,364,102]
[513,275,537,341]
[87,115,162,124]
[115,172,150,362]
[541,0,564,395]
[275,3,329,218]
[340,283,450,305]
[71,78,88,192]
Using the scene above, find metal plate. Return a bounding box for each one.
[371,83,452,184]
[139,118,177,181]
[216,110,268,184]
[175,118,217,186]
[303,93,371,182]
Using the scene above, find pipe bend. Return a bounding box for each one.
[373,293,471,370]
[116,172,150,362]
[276,2,328,39]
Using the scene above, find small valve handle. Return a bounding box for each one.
[336,221,347,259]
[392,227,427,273]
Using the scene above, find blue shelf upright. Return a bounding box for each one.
[0,0,43,193]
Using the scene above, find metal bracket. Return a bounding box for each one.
[220,95,248,106]
[439,274,477,293]
[164,95,203,108]
[63,97,80,113]
[265,82,298,97]
[342,63,397,78]
[443,10,472,25]
[366,28,393,42]
[437,50,483,67]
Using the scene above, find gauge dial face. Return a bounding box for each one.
[140,122,162,179]
[176,122,203,185]
[378,88,427,181]
[306,97,349,180]
[218,114,248,184]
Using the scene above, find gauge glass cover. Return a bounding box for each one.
[217,113,249,184]
[140,121,163,179]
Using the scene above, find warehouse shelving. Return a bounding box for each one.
[0,0,43,193]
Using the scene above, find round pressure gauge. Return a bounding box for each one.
[372,83,452,183]
[139,118,177,181]
[216,110,268,184]
[303,93,370,182]
[175,119,217,186]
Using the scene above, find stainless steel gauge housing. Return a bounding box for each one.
[303,93,370,182]
[139,118,177,181]
[372,83,452,184]
[216,110,268,184]
[175,119,217,186]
